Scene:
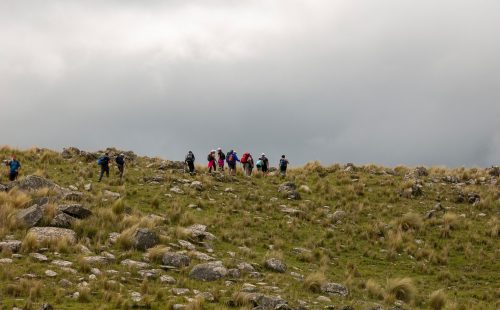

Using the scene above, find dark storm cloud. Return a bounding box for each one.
[1,0,499,167]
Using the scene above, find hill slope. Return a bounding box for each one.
[0,146,499,310]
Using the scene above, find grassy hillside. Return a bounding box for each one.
[0,146,498,310]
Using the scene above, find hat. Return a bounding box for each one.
[261,153,265,156]
[211,150,216,153]
[217,147,222,151]
[120,153,124,156]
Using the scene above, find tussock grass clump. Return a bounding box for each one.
[429,289,447,310]
[304,271,327,293]
[397,212,423,231]
[385,277,416,304]
[365,279,384,300]
[441,213,460,238]
[232,292,255,307]
[146,245,170,262]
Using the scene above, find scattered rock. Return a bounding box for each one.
[299,185,311,193]
[16,204,43,227]
[253,295,289,309]
[103,190,120,200]
[160,275,176,284]
[51,259,73,267]
[26,227,77,244]
[317,296,332,303]
[58,204,92,219]
[264,258,287,273]
[190,250,215,261]
[51,213,76,228]
[82,256,110,265]
[108,232,120,244]
[190,181,203,191]
[237,262,256,273]
[329,210,346,222]
[170,186,185,194]
[413,167,428,177]
[17,175,58,192]
[467,193,480,204]
[321,282,349,297]
[130,291,142,302]
[178,240,196,250]
[133,228,159,251]
[162,252,191,268]
[121,259,150,269]
[30,253,48,262]
[138,269,162,278]
[45,270,58,277]
[158,161,185,170]
[278,182,301,200]
[172,288,190,296]
[0,258,13,264]
[0,240,22,253]
[84,183,92,191]
[242,283,258,292]
[488,166,499,177]
[185,224,216,242]
[58,279,73,288]
[62,190,83,201]
[189,261,228,281]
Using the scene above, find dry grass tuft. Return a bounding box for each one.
[397,212,423,231]
[304,271,327,293]
[146,245,170,263]
[385,277,416,304]
[429,289,447,310]
[366,279,384,300]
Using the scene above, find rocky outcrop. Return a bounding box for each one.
[0,240,22,253]
[264,258,287,273]
[278,182,301,200]
[58,204,92,219]
[51,213,76,228]
[189,261,228,281]
[17,175,59,192]
[26,227,77,244]
[321,282,349,297]
[16,205,43,227]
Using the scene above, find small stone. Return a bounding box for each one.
[130,291,142,302]
[84,183,92,191]
[241,283,257,292]
[59,279,73,288]
[90,268,102,276]
[121,259,150,269]
[51,259,73,267]
[264,258,287,273]
[30,253,48,262]
[45,270,58,277]
[160,275,176,284]
[0,258,13,264]
[172,288,190,296]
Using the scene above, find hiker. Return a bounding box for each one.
[226,150,240,175]
[185,151,196,174]
[97,152,110,182]
[115,153,125,180]
[6,155,21,181]
[207,150,217,173]
[241,152,254,176]
[279,155,289,176]
[217,148,226,171]
[259,153,269,174]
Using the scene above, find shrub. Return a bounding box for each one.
[366,279,384,300]
[304,271,327,293]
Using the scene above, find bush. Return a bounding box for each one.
[385,277,416,304]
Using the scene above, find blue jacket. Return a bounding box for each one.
[226,152,240,164]
[9,160,21,173]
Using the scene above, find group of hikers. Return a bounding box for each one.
[3,149,289,183]
[184,148,289,177]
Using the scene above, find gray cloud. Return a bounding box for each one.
[1,0,499,167]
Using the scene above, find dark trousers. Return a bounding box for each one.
[187,161,195,173]
[99,166,109,181]
[9,171,18,181]
[117,164,124,179]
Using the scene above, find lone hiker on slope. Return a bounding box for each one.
[5,155,21,181]
[185,151,195,174]
[226,150,240,175]
[97,152,110,182]
[217,148,226,171]
[115,153,125,181]
[279,155,289,176]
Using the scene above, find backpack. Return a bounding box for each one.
[97,157,104,165]
[207,154,212,161]
[219,152,226,160]
[256,160,263,167]
[241,153,249,164]
[186,153,194,163]
[116,156,124,165]
[227,153,235,164]
[280,159,288,168]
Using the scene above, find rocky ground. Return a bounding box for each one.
[0,146,498,309]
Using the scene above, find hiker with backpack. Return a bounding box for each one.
[207,150,217,173]
[97,152,110,182]
[226,150,240,175]
[241,152,254,176]
[279,155,289,176]
[115,153,125,180]
[217,148,226,171]
[6,155,21,181]
[259,153,270,174]
[185,151,196,174]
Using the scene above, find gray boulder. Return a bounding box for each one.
[16,205,43,227]
[278,182,301,200]
[133,228,159,251]
[58,204,92,219]
[61,191,83,201]
[0,240,22,253]
[162,252,191,268]
[264,258,287,273]
[189,261,228,281]
[26,227,77,244]
[51,213,75,228]
[17,175,58,192]
[0,183,7,192]
[320,282,349,297]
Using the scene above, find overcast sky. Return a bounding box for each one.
[1,0,499,167]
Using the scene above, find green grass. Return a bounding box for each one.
[0,146,499,309]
